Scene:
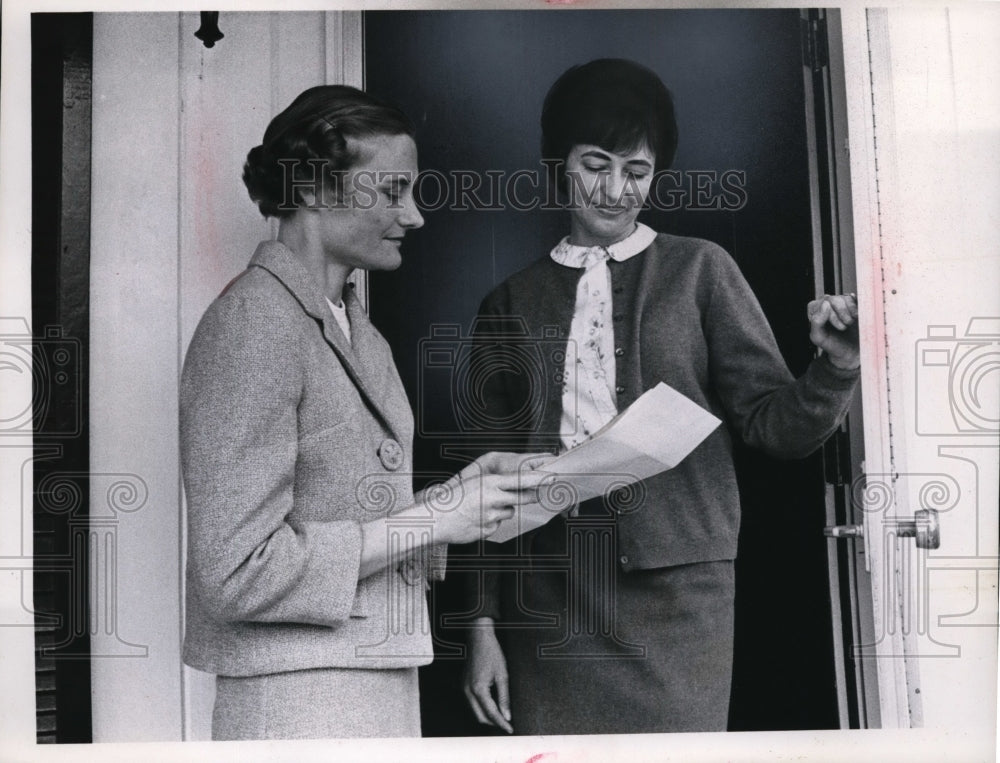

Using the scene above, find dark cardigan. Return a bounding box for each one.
[471,233,859,609]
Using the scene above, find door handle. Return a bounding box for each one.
[824,508,941,550]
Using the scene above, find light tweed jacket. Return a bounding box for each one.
[181,240,434,676]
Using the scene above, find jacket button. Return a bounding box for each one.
[399,558,423,586]
[378,438,404,471]
[614,347,624,357]
[619,554,629,565]
[615,385,625,395]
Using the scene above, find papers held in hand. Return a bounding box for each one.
[489,382,722,544]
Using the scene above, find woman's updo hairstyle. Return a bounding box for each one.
[243,85,415,219]
[541,58,678,191]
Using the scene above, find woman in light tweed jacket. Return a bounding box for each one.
[180,86,545,740]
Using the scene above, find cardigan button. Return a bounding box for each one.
[615,385,625,395]
[613,314,623,322]
[378,438,404,471]
[614,347,624,357]
[619,554,629,565]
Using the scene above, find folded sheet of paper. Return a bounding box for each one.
[489,382,722,543]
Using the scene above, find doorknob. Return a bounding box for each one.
[896,508,942,549]
[824,508,941,549]
[824,523,863,539]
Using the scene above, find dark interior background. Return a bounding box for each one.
[365,9,838,735]
[31,12,94,744]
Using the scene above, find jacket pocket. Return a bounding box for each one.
[347,569,386,619]
[299,419,363,448]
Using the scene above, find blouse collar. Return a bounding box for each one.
[549,222,657,268]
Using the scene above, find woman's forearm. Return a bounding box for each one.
[357,506,435,579]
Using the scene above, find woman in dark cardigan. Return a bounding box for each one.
[461,59,860,735]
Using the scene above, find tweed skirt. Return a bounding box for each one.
[499,518,736,735]
[212,666,421,740]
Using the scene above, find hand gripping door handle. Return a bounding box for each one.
[824,508,941,550]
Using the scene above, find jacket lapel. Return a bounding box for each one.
[341,286,414,445]
[248,241,409,443]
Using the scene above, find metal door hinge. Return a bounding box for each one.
[802,13,829,73]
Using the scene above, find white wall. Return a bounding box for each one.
[90,13,185,742]
[0,1,38,753]
[89,11,360,742]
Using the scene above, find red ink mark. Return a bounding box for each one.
[526,755,555,763]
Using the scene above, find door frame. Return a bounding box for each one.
[839,6,919,729]
[803,8,885,730]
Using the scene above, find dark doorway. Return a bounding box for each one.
[30,11,94,744]
[365,9,841,735]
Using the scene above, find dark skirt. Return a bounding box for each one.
[499,517,735,735]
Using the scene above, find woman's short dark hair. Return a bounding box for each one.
[243,85,415,218]
[541,58,678,189]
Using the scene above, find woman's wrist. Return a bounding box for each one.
[469,616,498,640]
[821,350,861,371]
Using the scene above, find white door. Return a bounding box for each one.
[837,4,999,743]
